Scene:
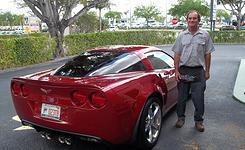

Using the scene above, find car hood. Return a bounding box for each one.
[16,69,150,91]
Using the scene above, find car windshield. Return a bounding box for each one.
[53,50,146,77]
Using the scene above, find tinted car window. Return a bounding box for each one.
[146,51,174,70]
[53,51,146,77]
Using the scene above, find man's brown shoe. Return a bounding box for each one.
[195,122,204,132]
[175,119,185,128]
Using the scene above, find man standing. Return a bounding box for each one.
[171,10,215,132]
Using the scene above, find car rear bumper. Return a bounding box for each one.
[12,95,135,144]
[21,119,109,144]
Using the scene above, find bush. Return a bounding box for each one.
[65,30,245,55]
[13,37,54,65]
[0,39,16,69]
[209,30,245,43]
[0,36,55,69]
[1,30,244,70]
[65,30,177,55]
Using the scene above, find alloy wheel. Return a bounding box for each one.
[144,102,162,143]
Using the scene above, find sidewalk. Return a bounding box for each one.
[233,59,245,104]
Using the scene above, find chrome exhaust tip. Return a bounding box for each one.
[58,136,65,144]
[65,137,72,145]
[40,132,46,138]
[45,133,52,140]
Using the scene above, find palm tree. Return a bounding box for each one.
[95,1,112,32]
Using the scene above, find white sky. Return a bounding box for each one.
[0,0,239,16]
[110,0,178,14]
[0,0,29,14]
[0,0,181,15]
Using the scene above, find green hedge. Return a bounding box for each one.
[65,30,177,55]
[209,31,245,43]
[0,32,49,39]
[65,30,245,56]
[1,30,244,70]
[0,39,15,69]
[0,36,55,69]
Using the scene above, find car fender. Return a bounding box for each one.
[129,75,166,144]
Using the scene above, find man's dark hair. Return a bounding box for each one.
[186,10,201,22]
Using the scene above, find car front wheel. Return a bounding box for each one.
[137,97,162,149]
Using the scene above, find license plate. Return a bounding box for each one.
[41,103,61,120]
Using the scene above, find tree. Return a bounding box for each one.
[242,13,245,25]
[154,15,166,23]
[104,11,122,25]
[101,18,110,30]
[95,1,111,32]
[133,5,161,27]
[0,12,14,26]
[75,11,99,33]
[22,0,108,58]
[219,0,245,29]
[216,9,232,23]
[0,12,24,27]
[168,0,209,19]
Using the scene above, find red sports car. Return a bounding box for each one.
[11,45,178,149]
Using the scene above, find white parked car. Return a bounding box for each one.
[107,26,119,31]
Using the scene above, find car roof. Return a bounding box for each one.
[88,45,161,54]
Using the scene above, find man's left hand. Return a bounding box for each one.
[205,71,210,80]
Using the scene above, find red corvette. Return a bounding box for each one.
[11,45,178,149]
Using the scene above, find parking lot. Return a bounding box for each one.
[0,44,244,150]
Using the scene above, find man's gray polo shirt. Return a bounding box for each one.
[171,29,215,68]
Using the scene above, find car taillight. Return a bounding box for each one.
[21,84,29,97]
[72,91,87,106]
[12,82,21,95]
[90,92,106,108]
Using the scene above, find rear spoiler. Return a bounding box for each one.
[11,77,100,90]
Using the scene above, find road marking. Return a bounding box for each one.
[14,126,33,131]
[12,115,33,131]
[12,115,21,122]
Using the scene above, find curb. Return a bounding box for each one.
[233,59,245,104]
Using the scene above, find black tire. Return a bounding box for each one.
[136,97,162,150]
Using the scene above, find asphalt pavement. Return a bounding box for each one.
[0,44,245,150]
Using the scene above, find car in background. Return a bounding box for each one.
[130,22,145,28]
[41,23,48,32]
[167,22,187,30]
[200,25,210,31]
[11,45,178,149]
[240,25,245,30]
[0,30,23,35]
[106,25,119,31]
[220,25,235,30]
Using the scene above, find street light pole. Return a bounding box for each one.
[210,0,214,31]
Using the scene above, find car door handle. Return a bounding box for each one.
[159,73,169,79]
[158,73,162,78]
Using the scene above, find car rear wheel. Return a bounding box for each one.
[137,97,162,149]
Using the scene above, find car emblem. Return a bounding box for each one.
[40,88,52,94]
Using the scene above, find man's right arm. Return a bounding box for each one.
[174,52,181,82]
[171,32,182,82]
